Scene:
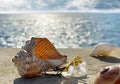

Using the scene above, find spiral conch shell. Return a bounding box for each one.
[94,65,120,84]
[90,43,118,57]
[12,37,67,78]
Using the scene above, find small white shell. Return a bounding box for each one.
[90,43,118,57]
[62,62,87,78]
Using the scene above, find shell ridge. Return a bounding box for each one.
[12,37,67,78]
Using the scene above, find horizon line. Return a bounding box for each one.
[0,10,120,14]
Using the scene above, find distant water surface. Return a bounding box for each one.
[0,13,120,48]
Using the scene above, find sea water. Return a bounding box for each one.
[0,13,120,48]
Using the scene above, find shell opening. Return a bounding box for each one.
[100,67,109,74]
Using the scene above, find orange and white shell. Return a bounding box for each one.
[94,65,120,84]
[90,43,118,57]
[12,37,67,78]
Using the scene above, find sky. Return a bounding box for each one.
[0,0,120,12]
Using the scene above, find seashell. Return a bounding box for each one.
[90,43,118,57]
[94,65,120,84]
[62,62,87,78]
[62,56,87,78]
[12,37,67,78]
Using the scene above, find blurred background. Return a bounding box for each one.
[0,0,120,48]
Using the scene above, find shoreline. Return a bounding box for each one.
[0,48,120,84]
